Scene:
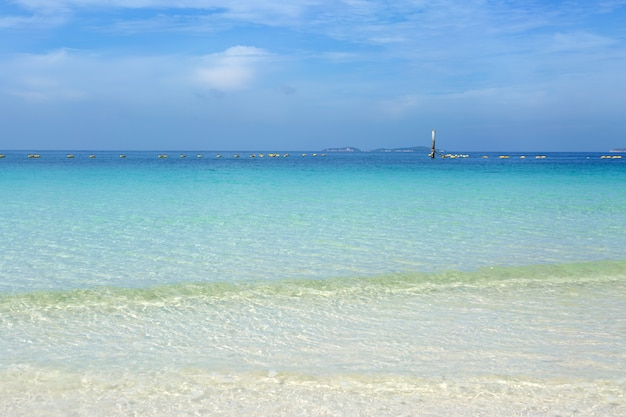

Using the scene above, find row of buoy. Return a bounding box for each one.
[479,155,548,159]
[249,153,291,158]
[216,153,326,158]
[154,153,320,159]
[22,153,326,159]
[66,154,99,158]
[1,153,620,160]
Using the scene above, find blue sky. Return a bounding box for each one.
[1,0,625,151]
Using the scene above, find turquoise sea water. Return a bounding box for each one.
[1,151,625,416]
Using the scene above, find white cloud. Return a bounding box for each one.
[0,46,276,104]
[194,46,269,91]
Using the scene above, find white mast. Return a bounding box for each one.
[429,129,436,158]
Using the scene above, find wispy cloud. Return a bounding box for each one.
[0,13,61,29]
[549,31,616,52]
[7,0,323,27]
[5,0,625,53]
[1,49,85,101]
[0,49,178,102]
[193,46,269,92]
[0,45,276,103]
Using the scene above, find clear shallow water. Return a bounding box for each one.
[1,151,625,416]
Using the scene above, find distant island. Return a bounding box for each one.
[610,148,626,153]
[322,147,362,152]
[322,146,432,153]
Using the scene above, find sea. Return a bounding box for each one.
[1,150,625,416]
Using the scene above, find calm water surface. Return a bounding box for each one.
[1,151,625,416]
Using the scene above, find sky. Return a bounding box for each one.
[1,0,625,151]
